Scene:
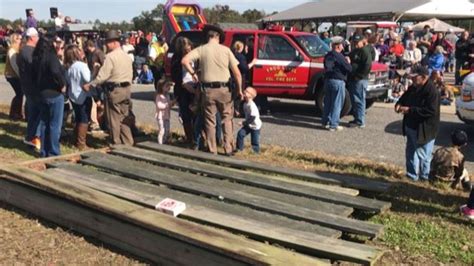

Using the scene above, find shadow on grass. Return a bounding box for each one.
[0,134,38,159]
[385,119,474,163]
[379,181,469,224]
[0,120,38,159]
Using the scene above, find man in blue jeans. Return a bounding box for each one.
[348,34,373,128]
[322,36,352,131]
[17,27,42,151]
[395,65,440,181]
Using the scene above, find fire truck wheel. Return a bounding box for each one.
[315,88,351,117]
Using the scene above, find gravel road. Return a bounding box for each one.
[1,77,473,172]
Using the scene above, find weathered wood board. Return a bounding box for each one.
[0,142,391,266]
[0,167,328,266]
[111,146,391,212]
[136,142,392,193]
[80,152,384,238]
[44,165,384,264]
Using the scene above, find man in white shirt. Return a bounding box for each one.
[403,41,422,68]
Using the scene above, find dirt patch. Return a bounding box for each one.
[376,250,441,266]
[0,202,145,265]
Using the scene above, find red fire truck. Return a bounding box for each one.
[167,27,389,115]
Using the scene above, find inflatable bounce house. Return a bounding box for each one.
[162,0,207,43]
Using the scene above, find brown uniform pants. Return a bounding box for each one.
[203,87,234,154]
[105,86,134,145]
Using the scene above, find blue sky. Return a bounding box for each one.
[1,0,310,22]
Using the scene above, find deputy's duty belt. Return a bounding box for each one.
[201,82,230,88]
[103,82,131,91]
[111,82,131,88]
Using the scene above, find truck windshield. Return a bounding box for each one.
[293,35,330,58]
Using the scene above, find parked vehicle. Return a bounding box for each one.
[167,27,390,115]
[456,72,474,124]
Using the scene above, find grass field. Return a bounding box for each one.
[0,62,5,75]
[0,104,473,264]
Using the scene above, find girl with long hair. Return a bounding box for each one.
[32,37,66,157]
[171,36,194,144]
[64,45,92,149]
[4,33,23,120]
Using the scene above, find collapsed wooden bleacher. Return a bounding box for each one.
[0,142,393,265]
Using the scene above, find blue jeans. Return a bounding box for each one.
[236,126,260,153]
[39,94,64,157]
[72,97,92,124]
[322,79,345,128]
[405,126,435,181]
[25,96,43,141]
[348,79,368,126]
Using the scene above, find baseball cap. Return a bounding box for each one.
[408,65,430,77]
[330,36,344,45]
[25,27,38,37]
[451,129,468,146]
[365,29,372,34]
[352,34,365,42]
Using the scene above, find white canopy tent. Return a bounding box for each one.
[262,0,474,23]
[411,18,465,32]
[398,0,474,21]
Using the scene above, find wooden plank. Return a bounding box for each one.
[80,152,384,238]
[0,167,327,266]
[111,146,391,213]
[47,163,341,238]
[113,146,359,197]
[45,166,384,265]
[0,178,246,266]
[136,142,391,193]
[81,152,353,217]
[260,173,359,196]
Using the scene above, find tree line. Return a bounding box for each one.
[0,4,271,34]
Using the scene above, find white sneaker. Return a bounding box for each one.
[328,126,343,132]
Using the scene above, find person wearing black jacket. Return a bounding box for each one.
[32,37,66,157]
[455,31,471,85]
[322,37,352,131]
[395,65,440,181]
[348,34,373,128]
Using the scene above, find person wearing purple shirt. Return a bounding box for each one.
[25,10,38,29]
[375,36,389,61]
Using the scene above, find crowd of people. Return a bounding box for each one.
[321,25,473,219]
[2,16,473,219]
[2,19,261,156]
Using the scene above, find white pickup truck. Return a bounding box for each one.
[456,72,474,124]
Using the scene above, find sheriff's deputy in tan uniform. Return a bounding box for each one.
[84,30,135,145]
[182,25,242,155]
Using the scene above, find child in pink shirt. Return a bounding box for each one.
[155,81,176,144]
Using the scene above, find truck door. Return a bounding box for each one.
[252,33,309,96]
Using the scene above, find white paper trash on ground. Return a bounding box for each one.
[155,198,186,217]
